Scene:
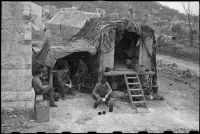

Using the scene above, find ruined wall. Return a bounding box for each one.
[1,2,35,110]
[46,11,101,46]
[24,2,43,30]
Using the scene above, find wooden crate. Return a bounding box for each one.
[35,101,49,123]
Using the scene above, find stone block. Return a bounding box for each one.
[22,2,31,16]
[2,2,23,20]
[1,92,17,102]
[1,53,32,69]
[1,1,34,111]
[16,89,35,101]
[25,100,35,109]
[2,20,32,55]
[3,37,32,53]
[1,19,18,32]
[1,90,35,102]
[24,29,32,40]
[1,69,32,92]
[1,101,26,111]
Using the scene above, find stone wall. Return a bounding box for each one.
[1,2,35,110]
[24,2,43,30]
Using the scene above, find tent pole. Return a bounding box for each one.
[48,67,53,86]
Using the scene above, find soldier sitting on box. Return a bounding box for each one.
[32,68,58,107]
[92,76,114,111]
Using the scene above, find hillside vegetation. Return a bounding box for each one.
[32,1,187,21]
[32,1,199,64]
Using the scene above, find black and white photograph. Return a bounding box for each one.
[1,1,199,133]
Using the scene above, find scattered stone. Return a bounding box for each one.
[184,82,191,86]
[182,69,192,77]
[150,94,153,100]
[171,63,177,67]
[156,60,163,66]
[12,115,17,118]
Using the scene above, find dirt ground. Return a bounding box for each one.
[1,62,199,133]
[157,54,199,76]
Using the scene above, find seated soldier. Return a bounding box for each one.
[56,64,73,100]
[32,68,58,107]
[40,65,49,85]
[92,76,114,111]
[73,58,88,90]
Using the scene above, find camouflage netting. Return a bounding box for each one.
[33,17,157,84]
[69,17,155,42]
[69,17,155,53]
[32,38,50,75]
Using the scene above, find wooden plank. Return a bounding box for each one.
[126,77,138,79]
[129,88,141,91]
[131,95,144,97]
[124,74,136,109]
[128,82,140,85]
[104,70,155,76]
[132,101,145,103]
[136,74,147,106]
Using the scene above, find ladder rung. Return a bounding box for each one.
[129,88,142,91]
[126,77,138,79]
[128,82,140,85]
[131,95,144,97]
[132,101,145,104]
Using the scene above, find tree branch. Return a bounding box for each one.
[192,16,198,28]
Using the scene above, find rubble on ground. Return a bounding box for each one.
[1,109,35,133]
[157,59,195,77]
[156,59,199,87]
[182,69,193,78]
[113,91,129,102]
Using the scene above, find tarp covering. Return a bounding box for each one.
[47,11,101,27]
[45,39,97,67]
[34,17,156,73]
[45,11,101,46]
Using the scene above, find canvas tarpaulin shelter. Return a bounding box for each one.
[33,17,157,84]
[45,11,101,46]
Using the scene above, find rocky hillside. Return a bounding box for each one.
[32,1,187,21]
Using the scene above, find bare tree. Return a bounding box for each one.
[182,2,199,46]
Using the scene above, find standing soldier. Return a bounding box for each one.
[73,59,88,91]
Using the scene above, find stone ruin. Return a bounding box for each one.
[1,1,43,110]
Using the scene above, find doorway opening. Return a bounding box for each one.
[114,30,140,70]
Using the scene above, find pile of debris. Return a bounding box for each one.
[157,59,195,78]
[156,59,196,86]
[180,69,193,78]
[1,108,35,133]
[167,63,178,69]
[113,91,129,102]
[157,60,179,73]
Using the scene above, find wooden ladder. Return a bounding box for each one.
[124,74,147,110]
